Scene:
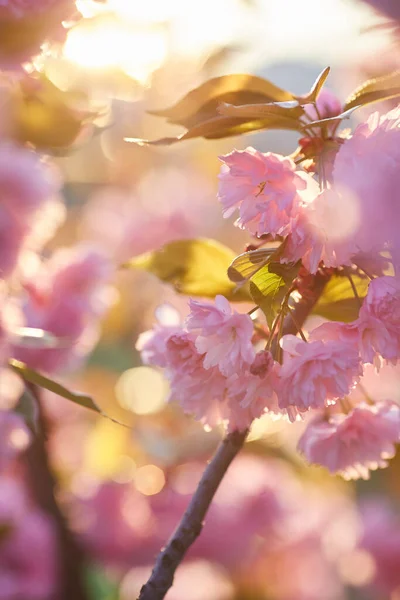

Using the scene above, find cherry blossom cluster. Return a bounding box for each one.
[139,97,400,481]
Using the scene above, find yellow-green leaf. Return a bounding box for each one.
[344,71,400,111]
[228,247,279,284]
[148,73,294,129]
[249,262,300,327]
[123,238,251,301]
[312,273,369,322]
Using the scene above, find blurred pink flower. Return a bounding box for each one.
[186,296,255,376]
[360,0,400,21]
[0,143,62,278]
[304,88,342,123]
[82,168,218,262]
[11,244,113,373]
[0,411,31,470]
[332,105,400,265]
[218,147,316,237]
[0,0,72,17]
[278,335,362,414]
[356,275,400,364]
[360,500,400,595]
[298,401,400,479]
[0,477,58,600]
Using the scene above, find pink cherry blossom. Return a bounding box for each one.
[356,275,400,364]
[282,189,360,273]
[298,400,400,479]
[0,412,31,470]
[217,147,317,237]
[226,352,287,429]
[11,245,113,373]
[164,331,231,429]
[278,335,362,413]
[186,295,255,376]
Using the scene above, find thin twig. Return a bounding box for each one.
[137,429,248,600]
[288,306,308,342]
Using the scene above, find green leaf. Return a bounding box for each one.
[295,66,331,104]
[312,273,369,322]
[9,359,126,425]
[227,247,279,284]
[148,73,294,129]
[249,261,300,327]
[344,71,400,111]
[123,238,251,301]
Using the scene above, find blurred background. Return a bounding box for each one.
[3,1,400,599]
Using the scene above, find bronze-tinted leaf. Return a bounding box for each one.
[148,74,294,129]
[125,112,304,146]
[218,100,304,119]
[344,71,400,111]
[122,238,251,301]
[312,273,369,322]
[228,247,279,284]
[295,66,331,104]
[249,261,300,327]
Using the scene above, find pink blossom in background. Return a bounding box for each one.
[0,0,72,17]
[82,168,218,262]
[356,275,400,364]
[359,500,400,595]
[11,245,114,373]
[278,335,362,414]
[304,88,342,123]
[186,296,255,376]
[0,412,31,470]
[218,147,317,237]
[298,401,400,479]
[0,143,62,279]
[360,0,400,21]
[0,477,58,600]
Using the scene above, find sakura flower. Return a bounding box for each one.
[356,275,400,364]
[186,295,255,376]
[164,332,230,429]
[282,189,360,273]
[304,88,342,123]
[218,147,317,237]
[0,412,31,470]
[278,335,362,414]
[136,304,183,368]
[226,351,286,430]
[298,401,400,480]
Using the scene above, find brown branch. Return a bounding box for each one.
[137,269,330,600]
[23,386,90,600]
[137,429,248,600]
